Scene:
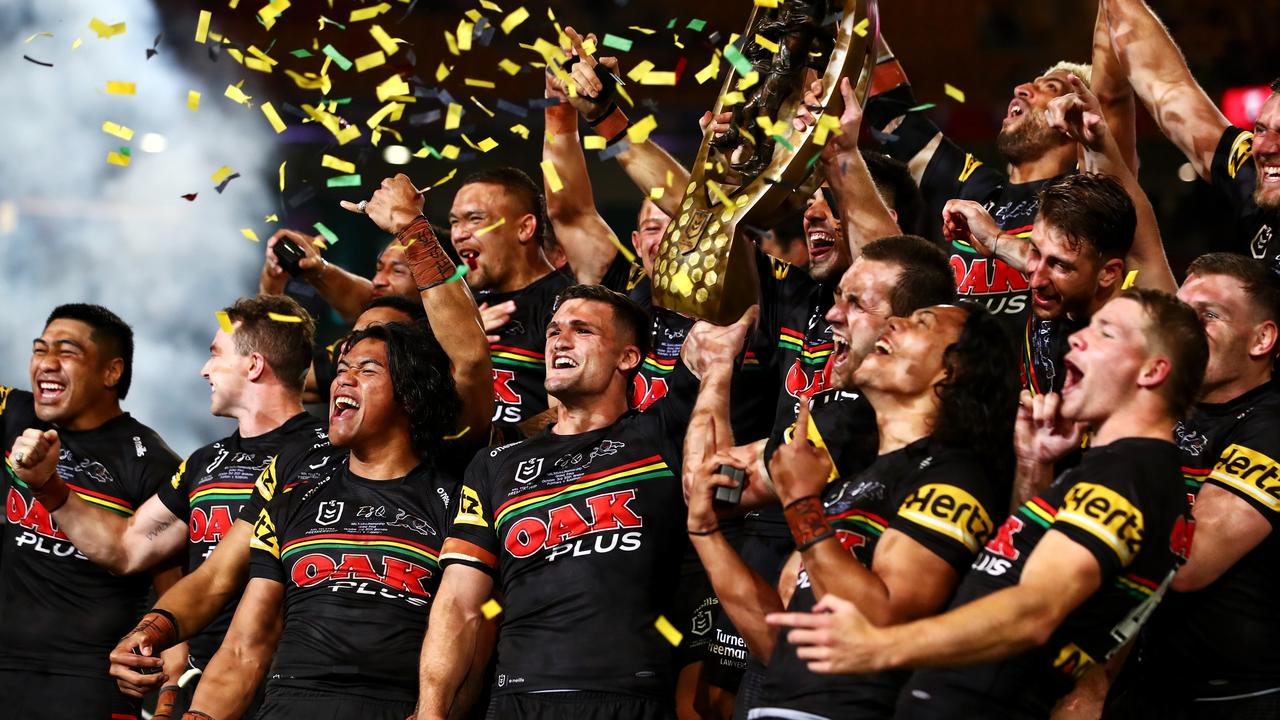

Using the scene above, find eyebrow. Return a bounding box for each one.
[33,338,85,351]
[337,358,384,369]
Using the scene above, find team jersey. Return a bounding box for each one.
[1133,381,1280,700]
[763,388,879,484]
[1210,126,1279,270]
[759,437,1004,719]
[0,386,179,677]
[874,109,1062,338]
[1022,315,1085,396]
[475,270,574,431]
[440,389,693,699]
[154,412,329,664]
[898,438,1191,719]
[248,455,458,701]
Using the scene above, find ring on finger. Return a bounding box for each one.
[356,200,369,214]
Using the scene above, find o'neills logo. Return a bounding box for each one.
[504,489,643,559]
[1057,483,1145,565]
[951,256,1029,315]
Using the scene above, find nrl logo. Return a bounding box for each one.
[315,500,344,526]
[514,458,543,484]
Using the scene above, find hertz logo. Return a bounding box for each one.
[455,485,489,527]
[1057,483,1144,565]
[250,507,280,558]
[254,457,279,503]
[1227,132,1254,179]
[1211,443,1280,512]
[958,153,984,183]
[170,457,188,490]
[898,483,994,553]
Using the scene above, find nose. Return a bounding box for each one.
[1067,328,1087,351]
[884,316,904,334]
[371,271,389,289]
[1027,260,1051,290]
[1014,82,1034,101]
[200,359,212,380]
[825,302,842,326]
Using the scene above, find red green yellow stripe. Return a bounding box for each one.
[281,532,439,566]
[67,483,134,517]
[1017,497,1057,529]
[827,508,887,537]
[494,455,672,529]
[190,482,256,504]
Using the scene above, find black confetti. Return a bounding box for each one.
[869,128,900,144]
[496,99,528,117]
[409,109,442,125]
[600,139,631,160]
[287,186,317,208]
[22,55,53,67]
[214,173,241,194]
[146,32,162,60]
[181,193,198,201]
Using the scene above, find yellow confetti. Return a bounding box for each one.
[471,96,496,117]
[464,9,483,22]
[584,135,606,150]
[71,38,83,50]
[366,102,404,129]
[707,179,734,208]
[261,102,287,133]
[355,51,386,72]
[814,113,842,144]
[444,30,459,56]
[278,160,286,191]
[737,70,759,92]
[498,58,521,76]
[465,77,496,89]
[258,0,290,31]
[754,0,779,6]
[106,151,130,167]
[754,34,779,54]
[89,18,127,39]
[476,217,506,235]
[187,90,201,111]
[445,103,463,130]
[211,166,234,183]
[457,20,474,51]
[441,145,460,160]
[348,2,390,22]
[369,25,399,55]
[627,60,656,83]
[106,81,136,95]
[695,54,720,85]
[1122,270,1139,290]
[321,155,356,173]
[216,310,235,334]
[540,159,563,193]
[481,598,503,619]
[247,45,278,68]
[195,10,212,43]
[224,84,251,105]
[436,62,451,82]
[628,25,656,35]
[641,72,676,86]
[944,83,966,103]
[654,615,683,646]
[479,0,503,12]
[376,74,410,102]
[721,91,745,106]
[101,121,134,141]
[268,312,303,322]
[853,18,870,37]
[627,115,658,145]
[649,186,665,200]
[756,116,777,135]
[433,168,458,187]
[476,137,498,152]
[510,123,530,139]
[265,214,279,223]
[241,228,260,242]
[500,7,529,34]
[24,32,54,44]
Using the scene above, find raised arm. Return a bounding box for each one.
[1103,0,1230,179]
[185,578,284,719]
[863,34,945,184]
[418,564,495,720]
[8,429,187,575]
[262,228,376,322]
[1090,0,1138,173]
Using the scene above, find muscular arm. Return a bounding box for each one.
[310,264,377,323]
[1103,0,1230,180]
[803,529,959,627]
[186,578,284,720]
[690,534,786,661]
[418,265,493,444]
[1172,484,1272,592]
[49,492,186,575]
[418,564,495,720]
[615,139,689,219]
[544,103,622,284]
[154,519,254,639]
[1091,0,1138,174]
[825,148,902,258]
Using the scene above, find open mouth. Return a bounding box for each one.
[807,231,837,259]
[551,356,578,370]
[1031,289,1058,308]
[830,335,850,368]
[458,249,480,271]
[873,337,892,355]
[37,380,66,403]
[1005,99,1026,122]
[332,394,361,420]
[1062,358,1083,394]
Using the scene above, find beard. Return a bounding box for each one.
[1254,178,1280,211]
[997,112,1064,166]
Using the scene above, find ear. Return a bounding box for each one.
[516,213,538,246]
[1136,354,1172,392]
[888,208,899,224]
[618,344,642,376]
[1249,320,1279,360]
[101,357,124,393]
[1096,258,1125,291]
[246,352,268,383]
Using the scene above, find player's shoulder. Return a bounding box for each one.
[115,415,181,470]
[1215,124,1255,182]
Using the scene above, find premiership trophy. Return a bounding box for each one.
[651,0,879,325]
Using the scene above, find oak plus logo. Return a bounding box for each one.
[504,490,644,561]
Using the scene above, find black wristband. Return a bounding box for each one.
[562,57,617,106]
[586,101,619,127]
[687,526,721,537]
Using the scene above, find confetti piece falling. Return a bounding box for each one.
[187,90,201,110]
[267,312,304,322]
[1122,270,1139,290]
[434,168,459,187]
[498,58,521,76]
[225,84,251,105]
[944,83,966,103]
[216,310,235,334]
[481,599,503,619]
[89,18,127,39]
[476,137,499,152]
[327,174,362,187]
[71,38,83,50]
[627,115,657,144]
[321,44,352,71]
[602,33,633,52]
[376,74,410,101]
[500,7,529,34]
[106,81,136,95]
[369,25,399,55]
[687,18,707,32]
[476,217,506,235]
[654,616,683,646]
[906,102,936,113]
[261,102,287,133]
[313,222,339,245]
[444,103,463,130]
[355,51,386,71]
[106,150,131,166]
[349,3,390,22]
[195,10,212,43]
[102,121,134,141]
[540,159,563,192]
[24,32,54,44]
[465,77,496,89]
[23,55,53,67]
[443,425,472,441]
[321,154,356,173]
[211,166,234,183]
[584,135,606,150]
[241,228,260,242]
[265,214,278,222]
[181,193,198,201]
[723,45,751,77]
[278,160,286,191]
[214,173,241,193]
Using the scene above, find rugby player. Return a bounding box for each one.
[770,289,1207,719]
[3,304,181,719]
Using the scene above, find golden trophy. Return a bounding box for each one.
[651,0,879,325]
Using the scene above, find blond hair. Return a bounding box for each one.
[1041,62,1093,89]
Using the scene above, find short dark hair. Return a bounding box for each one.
[554,284,651,372]
[222,296,316,393]
[1186,252,1280,325]
[45,304,134,400]
[863,150,924,236]
[1123,288,1208,419]
[363,295,428,323]
[1271,77,1280,94]
[1037,173,1136,260]
[460,166,548,249]
[861,234,957,316]
[339,322,459,461]
[932,302,1019,478]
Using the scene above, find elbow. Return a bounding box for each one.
[1023,605,1062,649]
[1171,567,1211,593]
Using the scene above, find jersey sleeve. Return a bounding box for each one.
[1209,125,1256,214]
[890,452,1002,572]
[247,489,287,585]
[439,454,501,576]
[599,252,641,294]
[1206,418,1280,528]
[155,454,197,520]
[763,392,878,484]
[238,452,287,524]
[915,133,1008,239]
[756,250,814,362]
[1049,463,1149,579]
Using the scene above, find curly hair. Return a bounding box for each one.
[932,302,1019,477]
[340,322,458,463]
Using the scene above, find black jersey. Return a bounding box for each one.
[0,386,179,678]
[475,270,574,431]
[248,455,458,701]
[898,438,1191,719]
[772,277,834,438]
[440,387,694,699]
[759,437,1004,719]
[154,412,329,664]
[1133,381,1280,700]
[1021,315,1085,396]
[1210,127,1279,270]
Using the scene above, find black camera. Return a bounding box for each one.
[274,237,307,276]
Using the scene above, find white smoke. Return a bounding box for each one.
[0,0,276,455]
